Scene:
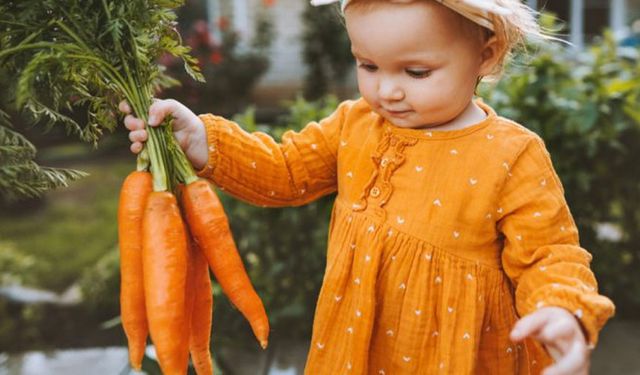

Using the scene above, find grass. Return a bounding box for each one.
[0,148,135,293]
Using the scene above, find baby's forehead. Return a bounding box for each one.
[339,0,510,32]
[346,1,485,31]
[346,2,484,46]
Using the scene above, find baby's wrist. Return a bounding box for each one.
[187,117,208,170]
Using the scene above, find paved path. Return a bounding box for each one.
[591,319,640,374]
[0,319,637,374]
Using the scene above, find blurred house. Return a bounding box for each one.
[535,0,640,48]
[205,0,334,106]
[205,0,640,106]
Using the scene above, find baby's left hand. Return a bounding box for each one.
[510,306,590,375]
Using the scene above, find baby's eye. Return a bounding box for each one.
[405,68,431,79]
[358,63,378,72]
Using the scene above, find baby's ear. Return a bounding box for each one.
[478,36,504,76]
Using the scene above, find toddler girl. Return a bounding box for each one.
[122,0,615,373]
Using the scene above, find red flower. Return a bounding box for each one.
[217,16,230,31]
[194,20,208,35]
[262,0,276,6]
[209,51,223,65]
[193,20,212,46]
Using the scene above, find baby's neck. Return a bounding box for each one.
[429,101,487,132]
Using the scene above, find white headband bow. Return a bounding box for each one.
[309,0,512,31]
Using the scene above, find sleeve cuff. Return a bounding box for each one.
[195,113,223,181]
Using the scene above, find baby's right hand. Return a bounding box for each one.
[120,99,208,170]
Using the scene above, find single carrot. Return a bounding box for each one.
[181,179,269,349]
[188,238,214,375]
[142,191,191,375]
[117,170,152,370]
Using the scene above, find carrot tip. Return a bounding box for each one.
[260,340,268,349]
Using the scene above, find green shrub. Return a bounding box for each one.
[301,3,352,100]
[0,241,37,286]
[210,96,339,345]
[78,247,121,319]
[482,34,640,316]
[0,242,38,350]
[161,0,274,116]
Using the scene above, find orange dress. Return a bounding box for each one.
[196,98,615,374]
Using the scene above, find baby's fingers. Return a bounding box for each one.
[537,319,575,346]
[130,142,144,154]
[510,310,551,342]
[542,341,589,375]
[119,100,132,115]
[124,114,145,131]
[129,129,148,143]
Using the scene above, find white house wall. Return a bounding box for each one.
[250,0,314,103]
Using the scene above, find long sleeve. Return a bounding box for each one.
[195,100,352,207]
[497,136,615,346]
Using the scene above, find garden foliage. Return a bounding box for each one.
[161,0,274,116]
[301,2,352,100]
[0,0,206,201]
[482,34,640,317]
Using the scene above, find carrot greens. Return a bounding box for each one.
[0,0,204,191]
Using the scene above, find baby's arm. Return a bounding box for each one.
[496,137,615,374]
[122,98,348,207]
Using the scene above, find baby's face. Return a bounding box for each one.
[345,1,491,129]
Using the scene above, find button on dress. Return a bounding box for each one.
[196,98,615,374]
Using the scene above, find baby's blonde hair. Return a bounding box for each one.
[344,0,543,79]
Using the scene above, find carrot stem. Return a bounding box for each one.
[136,148,150,172]
[146,125,169,192]
[170,135,198,185]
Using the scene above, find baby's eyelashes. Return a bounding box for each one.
[357,62,432,79]
[358,62,378,72]
[405,68,431,79]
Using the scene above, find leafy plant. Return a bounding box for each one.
[301,2,352,100]
[0,109,87,202]
[161,0,275,116]
[210,96,339,344]
[0,0,204,195]
[0,241,37,286]
[482,33,640,316]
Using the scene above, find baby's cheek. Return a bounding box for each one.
[356,77,377,100]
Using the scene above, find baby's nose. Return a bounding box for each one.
[378,78,404,101]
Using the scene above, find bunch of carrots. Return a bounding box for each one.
[117,123,269,374]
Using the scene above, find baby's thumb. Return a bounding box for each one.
[510,310,550,342]
[147,99,181,127]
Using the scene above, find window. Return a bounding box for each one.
[584,0,610,40]
[535,0,640,47]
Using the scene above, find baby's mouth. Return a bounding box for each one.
[385,108,412,116]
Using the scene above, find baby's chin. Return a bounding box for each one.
[381,114,440,130]
[369,106,441,129]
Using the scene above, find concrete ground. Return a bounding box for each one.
[0,319,637,374]
[221,318,640,375]
[591,319,640,375]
